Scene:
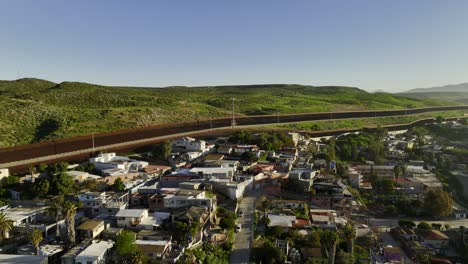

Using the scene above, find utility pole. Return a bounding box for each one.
[231,97,236,128]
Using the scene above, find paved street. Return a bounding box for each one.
[230,193,256,264]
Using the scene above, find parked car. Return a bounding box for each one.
[235,224,242,233]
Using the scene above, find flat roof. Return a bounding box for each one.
[78,219,104,230]
[0,254,48,264]
[2,206,48,222]
[116,209,146,218]
[76,241,113,258]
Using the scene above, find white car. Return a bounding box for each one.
[235,223,242,233]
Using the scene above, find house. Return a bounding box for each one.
[0,254,48,264]
[217,146,233,155]
[0,168,9,181]
[78,191,129,217]
[90,152,148,171]
[347,168,362,188]
[172,137,206,152]
[115,209,170,230]
[160,174,192,188]
[163,189,215,210]
[267,214,296,229]
[233,144,258,154]
[288,169,317,193]
[417,229,449,253]
[179,182,202,190]
[309,209,337,228]
[77,220,106,240]
[74,241,113,264]
[66,171,101,182]
[190,167,234,180]
[210,177,253,200]
[1,206,48,228]
[355,165,395,179]
[135,239,172,260]
[116,209,148,229]
[271,200,306,210]
[140,165,171,178]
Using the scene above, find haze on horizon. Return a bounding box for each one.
[1,0,467,92]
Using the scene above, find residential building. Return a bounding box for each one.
[190,167,234,180]
[1,206,48,227]
[233,144,258,154]
[77,220,106,240]
[172,137,206,152]
[355,165,395,179]
[66,171,101,182]
[276,240,290,256]
[347,168,362,188]
[90,152,148,171]
[74,241,113,264]
[78,191,129,217]
[383,246,403,263]
[210,177,253,200]
[0,168,9,180]
[115,209,148,229]
[271,200,306,210]
[135,239,172,260]
[416,229,449,253]
[0,254,48,264]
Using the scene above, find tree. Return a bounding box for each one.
[152,141,171,160]
[240,151,256,163]
[29,229,43,255]
[113,178,126,192]
[63,201,77,247]
[398,219,416,228]
[36,163,48,173]
[32,179,50,198]
[309,187,316,203]
[343,224,356,256]
[115,230,144,263]
[219,216,235,230]
[0,212,13,240]
[252,239,286,264]
[320,230,339,264]
[423,188,453,218]
[417,222,432,230]
[306,231,321,248]
[47,196,64,238]
[49,172,74,195]
[335,249,353,264]
[1,175,19,188]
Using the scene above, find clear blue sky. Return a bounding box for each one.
[1,0,467,92]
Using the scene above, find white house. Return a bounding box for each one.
[172,137,206,152]
[74,241,113,264]
[116,209,148,228]
[90,153,148,171]
[0,168,9,181]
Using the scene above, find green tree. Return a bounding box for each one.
[320,230,339,264]
[335,249,353,264]
[49,172,74,195]
[240,151,256,162]
[0,212,13,240]
[152,141,171,160]
[343,224,356,256]
[29,229,43,255]
[423,188,453,218]
[32,179,50,198]
[112,178,126,192]
[36,163,48,173]
[417,222,432,230]
[219,216,235,230]
[47,197,64,238]
[63,201,77,247]
[115,230,138,256]
[1,175,19,188]
[398,219,416,228]
[252,239,286,264]
[306,231,321,248]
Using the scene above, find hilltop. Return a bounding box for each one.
[0,78,452,147]
[404,83,468,93]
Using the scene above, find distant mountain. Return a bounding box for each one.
[404,83,468,93]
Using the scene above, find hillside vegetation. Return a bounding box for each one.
[0,78,452,147]
[399,92,468,105]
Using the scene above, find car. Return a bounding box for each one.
[235,224,242,233]
[238,210,243,217]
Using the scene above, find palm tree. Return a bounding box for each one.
[47,196,64,238]
[0,212,13,240]
[320,230,339,264]
[29,228,43,255]
[343,224,356,256]
[62,201,77,247]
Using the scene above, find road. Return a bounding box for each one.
[230,193,256,264]
[369,217,468,228]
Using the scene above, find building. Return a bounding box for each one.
[66,171,101,182]
[163,189,215,210]
[210,177,253,200]
[77,220,106,240]
[288,169,317,193]
[271,200,306,210]
[89,152,148,171]
[1,206,48,227]
[135,239,172,260]
[172,137,206,152]
[355,165,395,179]
[233,144,258,154]
[74,241,113,264]
[383,246,403,263]
[115,209,148,229]
[0,168,9,180]
[190,167,234,180]
[416,229,449,253]
[0,254,48,264]
[347,168,362,188]
[78,191,129,217]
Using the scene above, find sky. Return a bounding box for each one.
[0,1,467,92]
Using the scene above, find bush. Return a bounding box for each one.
[398,220,416,228]
[417,222,432,230]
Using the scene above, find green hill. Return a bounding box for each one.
[0,78,453,147]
